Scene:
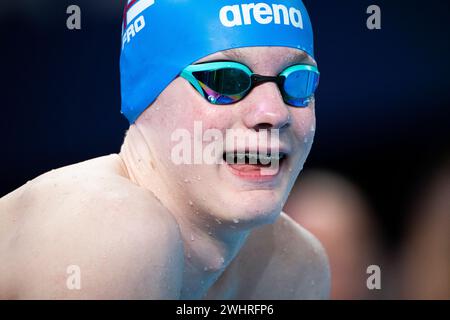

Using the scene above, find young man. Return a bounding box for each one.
[0,1,330,299]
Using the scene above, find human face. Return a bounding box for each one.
[135,46,317,227]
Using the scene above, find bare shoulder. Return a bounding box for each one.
[213,212,330,300]
[273,213,331,298]
[0,155,183,299]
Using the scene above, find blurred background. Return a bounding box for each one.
[0,0,449,299]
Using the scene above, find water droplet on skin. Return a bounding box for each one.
[310,125,316,132]
[208,231,212,235]
[233,218,239,224]
[304,137,309,143]
[184,178,190,183]
[187,252,192,259]
[215,218,222,225]
[196,176,201,181]
[188,200,194,206]
[190,234,195,241]
[203,266,209,271]
[288,168,293,173]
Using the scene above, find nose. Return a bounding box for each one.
[240,82,291,131]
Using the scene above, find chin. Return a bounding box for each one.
[221,192,284,227]
[242,207,281,227]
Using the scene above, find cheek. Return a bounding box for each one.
[138,80,200,142]
[157,79,234,132]
[141,80,236,158]
[290,106,316,142]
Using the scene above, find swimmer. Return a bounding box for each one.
[0,0,329,299]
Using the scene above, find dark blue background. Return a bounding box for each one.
[1,0,449,247]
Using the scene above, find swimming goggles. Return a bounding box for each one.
[180,61,319,107]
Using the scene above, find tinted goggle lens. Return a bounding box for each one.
[193,68,250,104]
[282,69,320,107]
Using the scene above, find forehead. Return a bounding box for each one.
[195,46,316,73]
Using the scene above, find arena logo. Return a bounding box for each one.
[122,0,155,49]
[219,3,303,29]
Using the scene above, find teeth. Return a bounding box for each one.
[236,153,246,164]
[271,153,283,161]
[247,153,259,164]
[258,154,272,164]
[224,152,285,164]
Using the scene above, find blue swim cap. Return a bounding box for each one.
[120,0,315,123]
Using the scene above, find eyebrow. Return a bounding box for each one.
[285,51,309,64]
[222,49,245,61]
[222,48,310,65]
[196,48,314,69]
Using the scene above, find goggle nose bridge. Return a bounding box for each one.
[250,74,285,89]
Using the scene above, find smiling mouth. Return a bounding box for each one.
[222,151,287,179]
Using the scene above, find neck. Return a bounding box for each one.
[119,125,251,299]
